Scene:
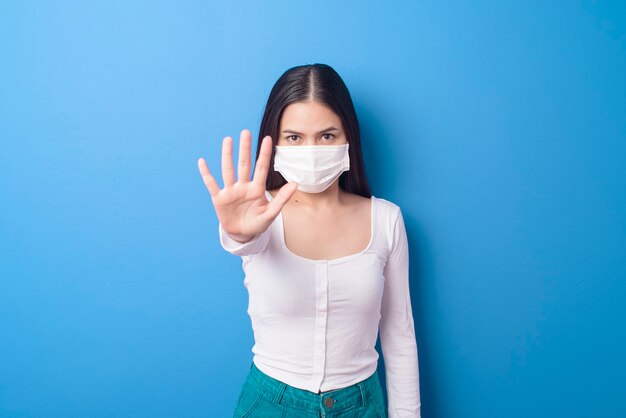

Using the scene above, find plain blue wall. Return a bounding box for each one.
[1,1,624,417]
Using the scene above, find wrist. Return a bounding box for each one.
[228,232,256,243]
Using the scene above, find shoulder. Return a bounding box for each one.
[370,196,407,259]
[340,191,402,225]
[372,195,402,224]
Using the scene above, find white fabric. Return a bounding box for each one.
[218,190,421,417]
[273,143,350,193]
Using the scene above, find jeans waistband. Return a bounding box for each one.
[246,361,380,414]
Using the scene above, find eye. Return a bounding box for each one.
[286,135,300,142]
[321,133,335,141]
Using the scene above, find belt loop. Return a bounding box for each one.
[274,381,287,404]
[357,381,366,406]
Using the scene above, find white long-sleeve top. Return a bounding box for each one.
[218,190,421,417]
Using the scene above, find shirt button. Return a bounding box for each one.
[324,397,336,408]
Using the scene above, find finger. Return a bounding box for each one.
[221,136,236,187]
[252,135,272,187]
[237,129,252,183]
[197,157,221,197]
[263,181,298,221]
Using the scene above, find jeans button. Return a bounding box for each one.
[324,397,335,408]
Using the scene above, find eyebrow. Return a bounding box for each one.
[281,126,340,135]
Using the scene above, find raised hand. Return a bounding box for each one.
[198,129,298,243]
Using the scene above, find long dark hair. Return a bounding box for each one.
[256,63,371,198]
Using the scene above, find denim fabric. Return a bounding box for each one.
[233,361,387,417]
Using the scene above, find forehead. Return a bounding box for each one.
[280,101,342,130]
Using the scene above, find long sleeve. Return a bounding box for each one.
[218,221,271,257]
[379,207,421,417]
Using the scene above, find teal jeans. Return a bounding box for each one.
[233,361,387,417]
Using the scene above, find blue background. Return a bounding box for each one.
[1,1,625,417]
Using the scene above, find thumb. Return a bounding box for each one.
[264,182,298,221]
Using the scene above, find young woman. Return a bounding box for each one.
[197,64,421,418]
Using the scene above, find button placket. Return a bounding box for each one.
[312,261,329,392]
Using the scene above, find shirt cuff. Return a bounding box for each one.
[218,222,270,256]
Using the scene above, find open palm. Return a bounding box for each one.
[197,129,298,242]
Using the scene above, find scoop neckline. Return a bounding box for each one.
[264,190,376,264]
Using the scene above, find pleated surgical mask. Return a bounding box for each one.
[273,143,350,193]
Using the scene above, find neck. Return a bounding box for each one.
[289,181,343,210]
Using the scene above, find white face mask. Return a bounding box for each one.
[273,143,350,193]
